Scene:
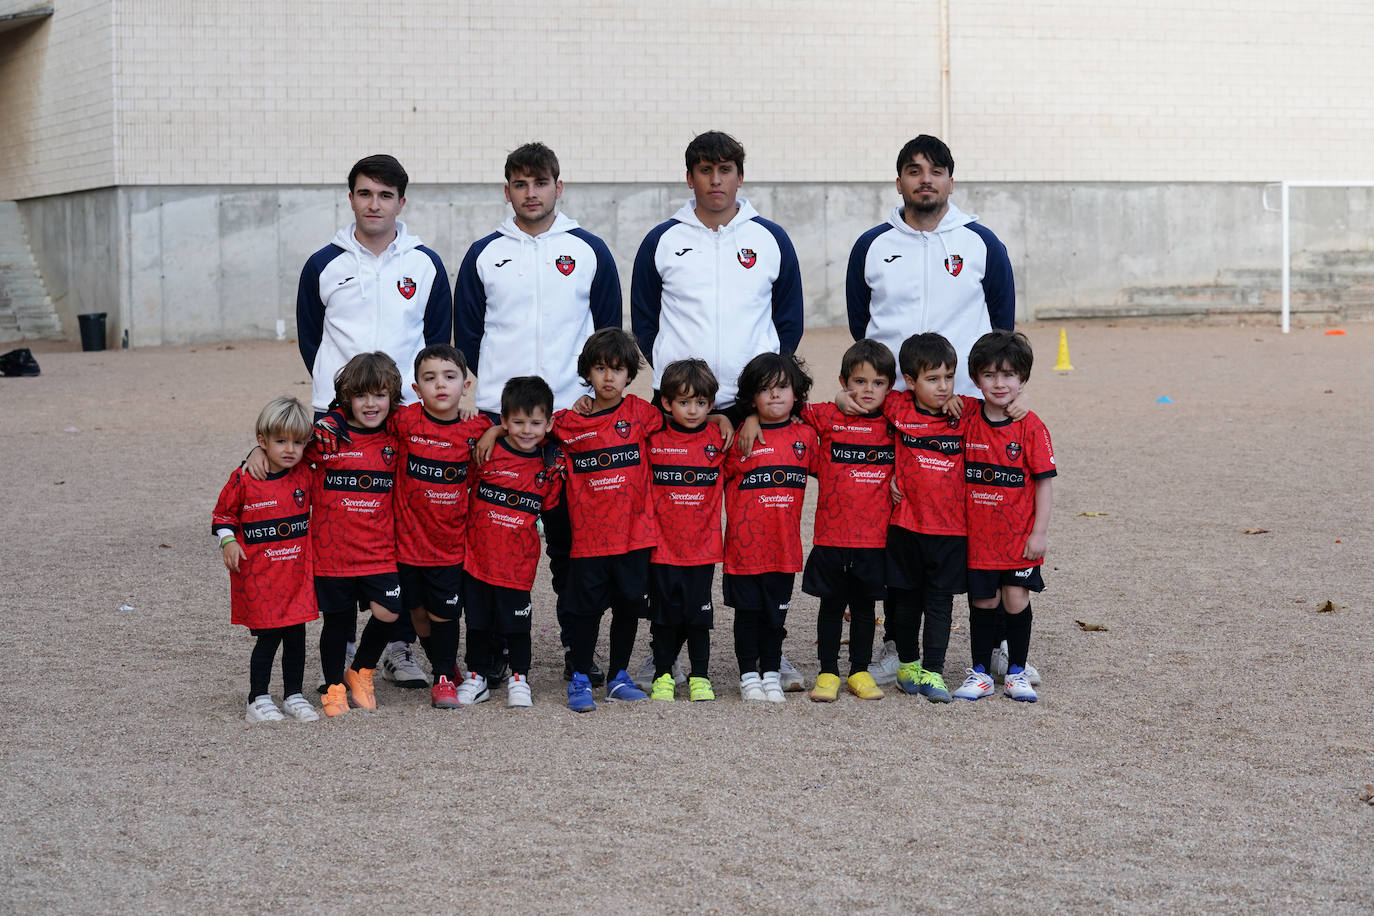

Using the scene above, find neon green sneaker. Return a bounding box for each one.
[688,676,715,702]
[651,672,676,701]
[918,669,952,703]
[896,660,924,695]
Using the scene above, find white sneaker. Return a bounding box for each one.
[633,655,686,691]
[1024,663,1042,686]
[761,671,787,703]
[280,693,319,722]
[778,654,805,692]
[951,668,995,701]
[991,641,1010,681]
[380,641,428,688]
[1004,670,1038,702]
[739,672,767,702]
[506,674,532,708]
[456,672,490,706]
[868,639,899,687]
[245,695,283,723]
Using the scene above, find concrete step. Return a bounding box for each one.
[0,199,62,343]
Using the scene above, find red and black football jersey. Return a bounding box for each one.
[553,394,663,558]
[648,420,727,566]
[465,439,564,590]
[801,403,894,548]
[723,419,818,575]
[212,464,317,629]
[885,392,977,536]
[308,424,400,577]
[391,403,492,567]
[964,407,1056,569]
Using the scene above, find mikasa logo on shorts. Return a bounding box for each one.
[1014,568,1033,578]
[386,586,401,598]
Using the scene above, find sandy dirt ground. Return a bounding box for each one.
[1,319,1371,912]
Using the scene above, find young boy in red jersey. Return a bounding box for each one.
[391,345,492,709]
[797,339,898,703]
[645,358,727,702]
[724,352,818,703]
[214,396,319,723]
[462,376,564,709]
[554,328,664,711]
[309,352,406,716]
[955,330,1054,703]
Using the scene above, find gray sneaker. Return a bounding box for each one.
[778,654,805,692]
[380,641,428,688]
[867,639,899,687]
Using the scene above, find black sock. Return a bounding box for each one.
[888,587,920,664]
[427,617,458,682]
[505,632,532,677]
[733,607,760,675]
[280,624,306,697]
[570,612,601,677]
[847,597,876,675]
[969,602,1002,673]
[816,597,846,675]
[650,622,675,679]
[686,625,710,679]
[607,601,640,677]
[1005,602,1033,669]
[249,628,283,700]
[352,614,396,670]
[921,592,953,675]
[319,612,352,687]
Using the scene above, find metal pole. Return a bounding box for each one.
[940,0,950,141]
[1281,180,1290,334]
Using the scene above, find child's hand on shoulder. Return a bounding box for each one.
[710,413,735,451]
[473,424,504,463]
[735,414,761,457]
[1005,390,1030,421]
[942,396,965,419]
[242,448,271,481]
[572,395,595,415]
[834,388,863,415]
[458,407,477,422]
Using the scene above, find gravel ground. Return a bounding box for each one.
[1,320,1370,912]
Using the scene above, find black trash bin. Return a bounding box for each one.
[78,312,107,352]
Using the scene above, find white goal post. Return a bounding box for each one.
[1262,180,1374,333]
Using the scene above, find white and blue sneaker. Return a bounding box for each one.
[606,669,647,702]
[1004,667,1038,702]
[951,667,995,701]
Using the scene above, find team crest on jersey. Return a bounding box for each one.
[292,487,306,508]
[535,469,548,488]
[556,255,575,276]
[737,248,757,269]
[397,277,417,299]
[466,436,477,449]
[614,419,631,439]
[946,415,960,430]
[703,443,721,460]
[944,255,963,277]
[792,440,808,460]
[381,446,396,466]
[1005,441,1022,460]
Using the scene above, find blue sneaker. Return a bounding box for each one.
[917,669,952,703]
[605,669,647,702]
[567,673,596,713]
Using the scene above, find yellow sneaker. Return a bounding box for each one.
[321,683,349,717]
[343,667,376,710]
[688,676,715,702]
[846,671,884,700]
[809,672,841,702]
[651,672,675,701]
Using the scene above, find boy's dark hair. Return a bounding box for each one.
[413,344,467,380]
[504,142,560,182]
[896,135,954,176]
[735,352,812,420]
[348,154,408,196]
[685,130,745,175]
[899,332,958,379]
[659,358,719,405]
[577,328,643,384]
[840,339,897,384]
[967,329,1034,382]
[500,375,554,420]
[334,351,403,415]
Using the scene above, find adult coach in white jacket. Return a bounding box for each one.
[454,142,621,417]
[632,131,803,417]
[297,154,453,414]
[847,135,1014,398]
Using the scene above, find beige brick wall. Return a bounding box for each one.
[2,1,1371,195]
[0,1,115,197]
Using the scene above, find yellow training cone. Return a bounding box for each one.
[1053,328,1074,371]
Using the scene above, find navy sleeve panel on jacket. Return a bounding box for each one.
[418,246,453,346]
[754,217,804,355]
[570,227,623,331]
[453,233,501,377]
[630,220,677,367]
[968,222,1015,330]
[845,224,890,341]
[296,243,345,371]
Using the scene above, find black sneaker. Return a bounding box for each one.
[0,348,40,377]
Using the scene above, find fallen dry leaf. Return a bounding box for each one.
[159,543,172,549]
[1075,620,1109,632]
[1243,528,1270,535]
[1315,601,1346,613]
[1076,511,1108,518]
[1359,785,1374,805]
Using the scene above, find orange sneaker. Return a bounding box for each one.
[343,667,377,710]
[321,683,349,717]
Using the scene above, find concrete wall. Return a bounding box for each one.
[21,181,1373,348]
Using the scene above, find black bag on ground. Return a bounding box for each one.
[0,348,41,377]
